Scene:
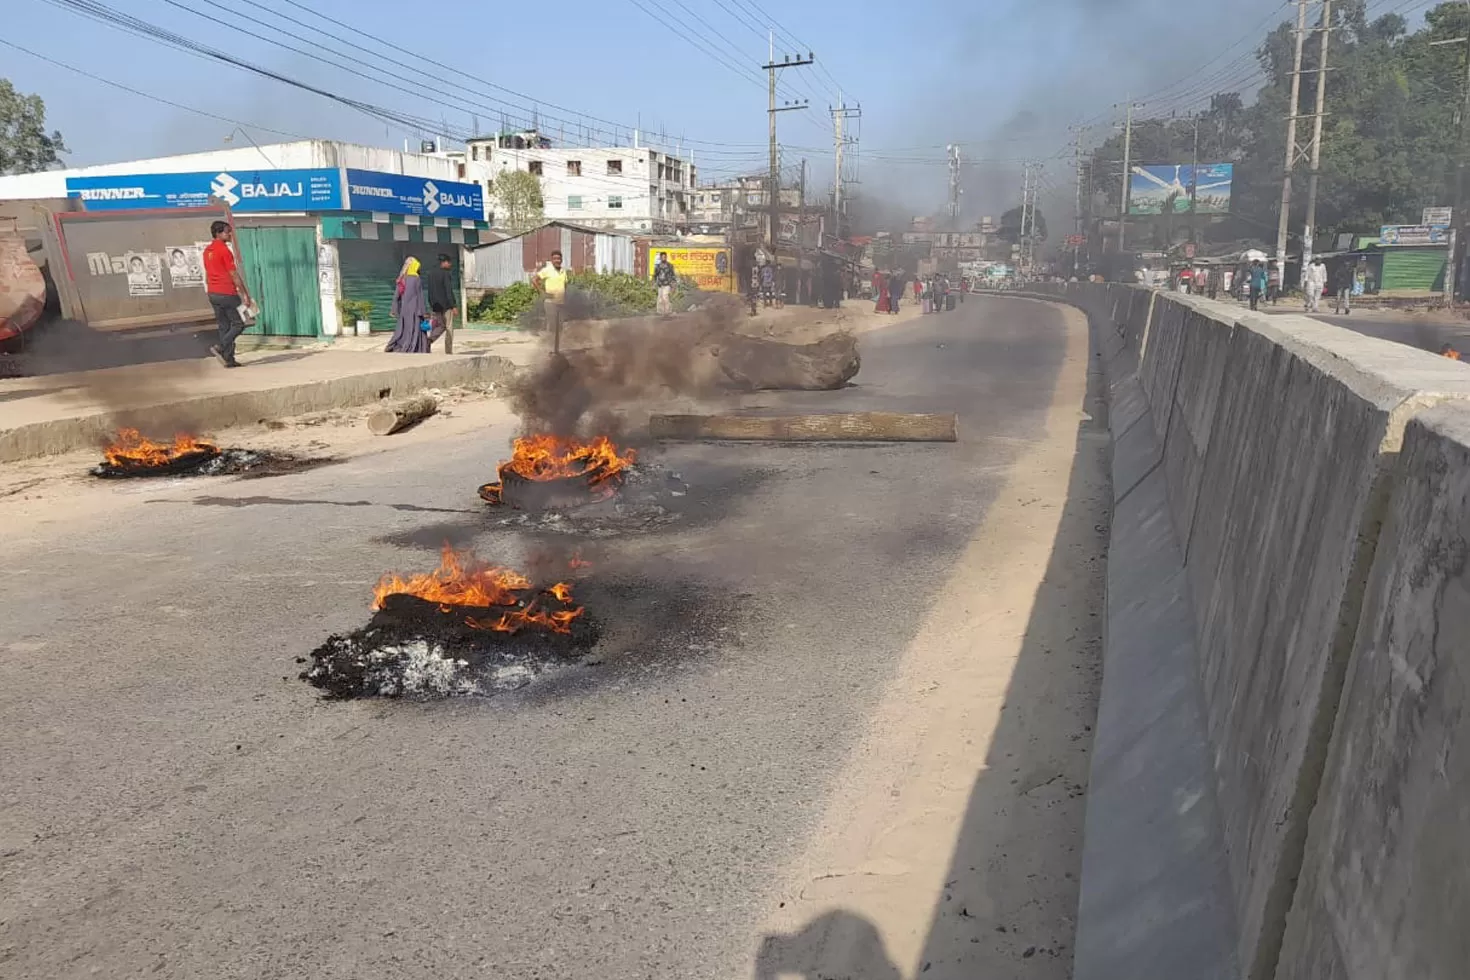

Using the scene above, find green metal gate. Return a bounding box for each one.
[235,226,322,337]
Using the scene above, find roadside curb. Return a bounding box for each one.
[1011,290,1240,980]
[0,353,521,463]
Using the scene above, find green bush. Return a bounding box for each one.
[338,298,374,326]
[469,281,537,324]
[567,270,657,317]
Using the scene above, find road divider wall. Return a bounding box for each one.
[1019,283,1470,980]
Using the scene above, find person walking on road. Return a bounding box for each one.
[1248,260,1267,311]
[1333,261,1355,315]
[202,220,252,368]
[1303,258,1327,314]
[874,269,892,314]
[653,251,678,316]
[424,253,457,352]
[532,249,569,350]
[386,257,430,353]
[887,270,902,314]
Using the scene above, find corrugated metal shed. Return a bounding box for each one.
[464,221,635,290]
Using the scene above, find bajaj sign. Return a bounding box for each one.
[67,169,344,212]
[345,169,483,221]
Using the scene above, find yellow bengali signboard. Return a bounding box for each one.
[649,246,734,293]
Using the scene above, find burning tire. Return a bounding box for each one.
[93,428,221,478]
[300,545,598,699]
[479,434,637,509]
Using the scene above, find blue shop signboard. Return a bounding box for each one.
[344,169,484,220]
[66,169,344,212]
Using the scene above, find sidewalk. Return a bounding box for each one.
[0,345,536,463]
[0,302,914,463]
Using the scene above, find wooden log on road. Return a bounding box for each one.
[648,411,957,443]
[368,395,439,436]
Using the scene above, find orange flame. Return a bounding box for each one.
[103,427,218,468]
[372,544,584,635]
[480,434,637,504]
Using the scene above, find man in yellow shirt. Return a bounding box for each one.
[532,249,568,351]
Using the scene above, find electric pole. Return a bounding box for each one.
[1420,28,1470,302]
[1301,0,1333,280]
[1073,127,1084,276]
[798,158,807,302]
[762,35,813,251]
[1020,162,1039,275]
[1275,0,1311,271]
[947,144,962,224]
[832,96,861,242]
[1118,99,1143,253]
[1189,113,1201,248]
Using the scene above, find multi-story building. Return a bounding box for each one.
[467,130,696,234]
[690,176,805,240]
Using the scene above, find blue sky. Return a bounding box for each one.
[7,0,1298,220]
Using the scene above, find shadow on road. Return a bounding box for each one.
[754,910,903,980]
[752,318,1110,978]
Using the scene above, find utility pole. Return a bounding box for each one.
[1118,98,1142,253]
[1073,128,1084,277]
[1301,0,1333,281]
[1020,162,1039,275]
[1189,113,1201,248]
[798,158,807,303]
[762,34,813,251]
[831,96,861,243]
[947,144,962,224]
[1430,24,1470,303]
[1275,0,1312,272]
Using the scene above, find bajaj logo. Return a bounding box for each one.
[213,171,305,207]
[211,172,241,206]
[424,180,475,215]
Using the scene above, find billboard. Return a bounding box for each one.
[343,169,484,221]
[67,169,344,212]
[1127,163,1233,215]
[648,246,734,293]
[1379,224,1449,246]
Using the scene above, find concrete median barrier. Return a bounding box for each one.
[1275,402,1470,980]
[1022,282,1470,980]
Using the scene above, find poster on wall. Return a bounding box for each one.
[1128,163,1234,215]
[165,245,204,288]
[648,246,734,293]
[124,251,163,296]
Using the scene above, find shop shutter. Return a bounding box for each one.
[338,238,460,332]
[1380,249,1446,292]
[235,225,323,337]
[337,239,401,333]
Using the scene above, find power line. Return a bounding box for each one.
[39,0,777,154]
[0,36,309,141]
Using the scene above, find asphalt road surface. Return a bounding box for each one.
[0,296,1108,980]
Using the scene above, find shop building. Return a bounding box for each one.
[0,142,494,337]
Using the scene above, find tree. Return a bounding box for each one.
[0,79,67,175]
[493,170,544,234]
[998,205,1047,243]
[1080,2,1470,251]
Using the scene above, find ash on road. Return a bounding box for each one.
[0,296,1107,980]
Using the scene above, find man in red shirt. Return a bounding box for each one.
[202,220,253,367]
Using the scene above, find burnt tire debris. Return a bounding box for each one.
[300,593,600,700]
[92,448,338,480]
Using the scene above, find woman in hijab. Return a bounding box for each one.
[386,256,430,353]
